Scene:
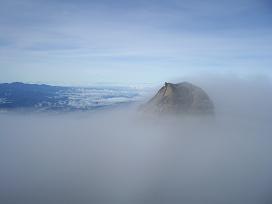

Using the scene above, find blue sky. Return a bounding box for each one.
[0,0,272,85]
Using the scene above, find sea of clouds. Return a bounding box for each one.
[0,76,272,204]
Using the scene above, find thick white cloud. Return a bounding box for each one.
[0,76,272,203]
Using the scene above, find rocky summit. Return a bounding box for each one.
[141,82,214,115]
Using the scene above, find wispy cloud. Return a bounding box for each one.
[0,0,271,84]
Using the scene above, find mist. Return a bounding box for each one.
[1,76,272,204]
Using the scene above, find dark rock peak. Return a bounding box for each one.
[142,82,214,115]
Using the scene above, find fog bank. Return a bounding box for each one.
[0,77,272,204]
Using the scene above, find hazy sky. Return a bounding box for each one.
[0,0,272,85]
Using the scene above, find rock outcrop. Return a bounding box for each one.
[141,82,214,115]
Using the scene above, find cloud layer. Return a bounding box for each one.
[0,76,272,204]
[0,0,272,84]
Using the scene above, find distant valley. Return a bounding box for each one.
[0,82,145,112]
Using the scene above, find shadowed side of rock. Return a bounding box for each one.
[141,82,214,115]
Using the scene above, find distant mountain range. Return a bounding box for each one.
[0,82,144,112]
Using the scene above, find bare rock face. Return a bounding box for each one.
[141,82,214,115]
